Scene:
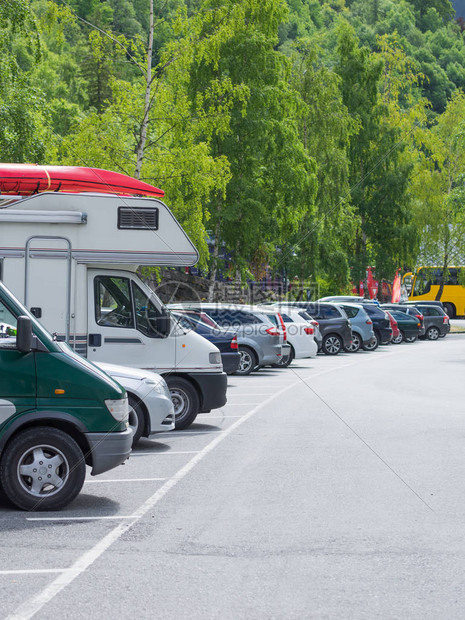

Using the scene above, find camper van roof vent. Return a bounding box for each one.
[118,207,159,230]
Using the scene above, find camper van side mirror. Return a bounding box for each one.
[16,316,33,352]
[156,310,171,338]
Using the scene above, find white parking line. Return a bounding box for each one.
[9,377,303,620]
[11,358,383,620]
[199,415,243,419]
[0,569,65,576]
[84,478,167,484]
[26,516,135,522]
[130,451,200,456]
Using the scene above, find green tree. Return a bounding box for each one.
[335,23,420,284]
[185,0,317,296]
[287,37,358,290]
[412,90,465,301]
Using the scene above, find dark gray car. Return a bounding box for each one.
[417,304,450,339]
[275,302,352,355]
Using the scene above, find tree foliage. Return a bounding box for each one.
[3,0,465,292]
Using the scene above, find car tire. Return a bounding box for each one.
[403,332,417,343]
[426,326,440,341]
[344,332,361,353]
[128,395,145,446]
[362,332,379,351]
[391,333,403,345]
[322,334,343,355]
[276,346,294,367]
[236,346,257,375]
[0,427,86,511]
[166,377,199,430]
[443,303,455,318]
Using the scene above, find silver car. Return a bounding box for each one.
[335,303,376,352]
[169,303,286,375]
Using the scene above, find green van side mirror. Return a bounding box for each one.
[16,315,33,352]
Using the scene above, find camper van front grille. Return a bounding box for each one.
[118,207,159,230]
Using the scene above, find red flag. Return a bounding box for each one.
[367,267,378,299]
[392,270,401,302]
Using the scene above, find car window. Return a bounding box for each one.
[320,306,342,319]
[0,299,17,349]
[235,311,262,324]
[94,276,135,328]
[264,313,279,326]
[341,305,359,319]
[280,313,293,323]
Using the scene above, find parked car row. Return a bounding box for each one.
[0,282,452,513]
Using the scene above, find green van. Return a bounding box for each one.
[0,282,132,511]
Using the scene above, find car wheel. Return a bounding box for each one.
[128,395,145,446]
[236,346,257,375]
[362,332,379,351]
[443,303,455,318]
[166,377,199,430]
[0,427,86,511]
[391,333,403,345]
[426,326,440,341]
[404,333,417,343]
[322,334,343,355]
[344,332,361,353]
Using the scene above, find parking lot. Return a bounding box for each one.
[2,333,465,619]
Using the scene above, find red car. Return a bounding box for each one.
[385,310,401,344]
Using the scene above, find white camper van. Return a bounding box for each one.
[0,191,227,429]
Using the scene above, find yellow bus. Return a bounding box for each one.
[407,266,465,317]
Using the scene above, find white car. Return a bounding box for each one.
[97,362,175,446]
[269,306,318,366]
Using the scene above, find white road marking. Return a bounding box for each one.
[8,377,303,620]
[84,478,167,484]
[198,415,243,419]
[130,451,200,456]
[155,430,226,436]
[0,570,65,576]
[25,516,135,522]
[9,356,391,620]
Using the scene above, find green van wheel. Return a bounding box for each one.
[0,427,86,511]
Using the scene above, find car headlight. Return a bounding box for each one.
[105,397,129,422]
[209,352,221,365]
[144,378,168,395]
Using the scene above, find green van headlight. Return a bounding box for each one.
[105,397,129,422]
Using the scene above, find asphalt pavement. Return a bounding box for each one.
[2,334,465,619]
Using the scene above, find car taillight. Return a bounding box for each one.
[366,319,373,325]
[417,322,421,327]
[304,326,314,335]
[230,336,238,350]
[443,316,449,324]
[277,313,287,342]
[266,327,280,336]
[311,320,319,327]
[416,314,423,321]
